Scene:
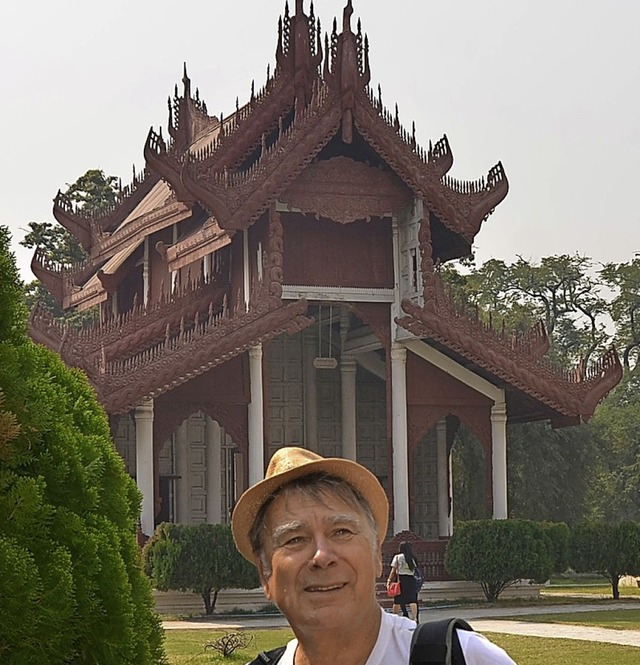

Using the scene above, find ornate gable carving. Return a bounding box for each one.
[282,156,410,223]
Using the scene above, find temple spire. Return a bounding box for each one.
[182,62,191,98]
[343,0,354,32]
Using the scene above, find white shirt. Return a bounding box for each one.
[276,608,517,665]
[391,553,414,576]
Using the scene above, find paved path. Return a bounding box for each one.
[472,619,640,647]
[163,601,640,647]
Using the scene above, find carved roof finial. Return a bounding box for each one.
[343,0,354,33]
[182,62,191,98]
[295,0,304,15]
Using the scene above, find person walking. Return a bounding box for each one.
[388,541,420,622]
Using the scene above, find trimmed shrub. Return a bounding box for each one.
[570,521,640,599]
[144,522,260,615]
[444,519,554,601]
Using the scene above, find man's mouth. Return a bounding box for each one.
[304,583,346,592]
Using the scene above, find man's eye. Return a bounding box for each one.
[283,536,305,547]
[334,528,354,538]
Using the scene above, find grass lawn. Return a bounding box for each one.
[164,629,292,664]
[162,585,640,664]
[542,584,640,598]
[501,608,640,630]
[487,633,640,665]
[163,626,640,664]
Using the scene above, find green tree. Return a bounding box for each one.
[20,169,118,316]
[451,425,490,522]
[144,523,261,615]
[443,255,621,525]
[64,168,119,213]
[444,519,554,602]
[506,421,602,524]
[445,255,610,367]
[570,521,640,599]
[600,258,640,371]
[0,226,166,664]
[588,371,640,522]
[0,227,27,343]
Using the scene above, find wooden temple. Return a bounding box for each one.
[29,0,621,542]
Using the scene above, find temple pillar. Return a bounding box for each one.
[391,344,410,533]
[341,355,357,461]
[436,419,452,537]
[303,329,319,452]
[143,237,150,308]
[175,419,190,523]
[243,230,250,312]
[491,399,508,519]
[206,417,222,524]
[248,344,264,486]
[134,398,155,536]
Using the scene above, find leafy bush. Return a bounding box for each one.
[444,519,554,601]
[540,521,570,573]
[0,226,165,664]
[570,521,640,599]
[144,522,261,615]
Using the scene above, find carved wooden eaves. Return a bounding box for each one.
[91,298,313,414]
[156,217,233,272]
[397,298,623,422]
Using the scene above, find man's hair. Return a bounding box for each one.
[249,472,378,577]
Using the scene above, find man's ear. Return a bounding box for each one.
[375,542,383,578]
[256,557,273,599]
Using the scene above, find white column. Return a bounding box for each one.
[175,419,190,523]
[248,344,264,486]
[436,419,452,537]
[341,355,357,461]
[391,344,410,533]
[134,398,155,536]
[303,330,319,452]
[143,237,150,308]
[203,253,212,281]
[243,230,250,311]
[491,398,508,519]
[206,417,222,524]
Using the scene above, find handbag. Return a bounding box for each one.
[387,581,401,597]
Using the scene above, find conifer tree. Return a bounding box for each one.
[0,226,166,664]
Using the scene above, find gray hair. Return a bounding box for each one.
[249,472,378,578]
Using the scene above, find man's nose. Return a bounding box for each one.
[309,536,337,568]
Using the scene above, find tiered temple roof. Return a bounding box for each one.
[29,0,621,422]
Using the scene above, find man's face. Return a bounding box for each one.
[257,487,383,634]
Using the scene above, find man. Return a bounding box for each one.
[232,447,517,665]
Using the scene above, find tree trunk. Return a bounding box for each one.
[203,587,214,615]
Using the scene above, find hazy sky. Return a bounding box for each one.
[2,0,639,281]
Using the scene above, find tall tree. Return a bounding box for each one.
[20,169,118,316]
[588,371,640,522]
[0,225,166,664]
[600,258,640,371]
[442,255,615,523]
[507,421,602,524]
[460,255,609,367]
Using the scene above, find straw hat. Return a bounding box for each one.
[231,446,389,562]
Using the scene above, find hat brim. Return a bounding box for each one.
[231,456,389,562]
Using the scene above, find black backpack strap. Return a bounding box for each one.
[409,618,473,665]
[246,645,287,665]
